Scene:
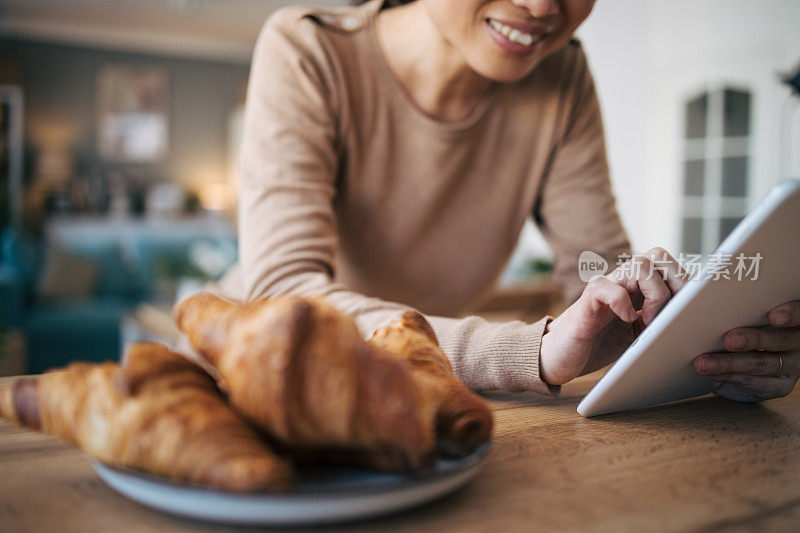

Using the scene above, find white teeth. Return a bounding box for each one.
[488,19,539,47]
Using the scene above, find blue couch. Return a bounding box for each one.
[0,218,235,374]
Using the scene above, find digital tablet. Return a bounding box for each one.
[577,179,800,417]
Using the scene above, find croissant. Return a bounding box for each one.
[174,293,441,471]
[369,311,493,455]
[0,342,292,492]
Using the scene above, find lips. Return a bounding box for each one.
[488,19,538,46]
[485,18,551,56]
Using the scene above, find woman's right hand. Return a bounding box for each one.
[539,247,688,386]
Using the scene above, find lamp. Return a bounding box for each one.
[782,61,800,97]
[198,181,234,212]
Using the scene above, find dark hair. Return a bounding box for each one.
[352,0,416,6]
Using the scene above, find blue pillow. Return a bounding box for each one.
[57,238,136,298]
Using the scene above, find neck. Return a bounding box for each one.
[376,2,493,122]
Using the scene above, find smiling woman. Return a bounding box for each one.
[201,0,800,402]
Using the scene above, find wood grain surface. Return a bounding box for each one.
[1,374,799,532]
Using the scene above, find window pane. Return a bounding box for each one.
[723,89,750,137]
[683,160,705,196]
[685,93,708,139]
[682,217,703,254]
[720,217,742,242]
[721,156,748,197]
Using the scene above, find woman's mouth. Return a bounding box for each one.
[485,18,549,56]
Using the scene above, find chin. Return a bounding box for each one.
[473,58,544,84]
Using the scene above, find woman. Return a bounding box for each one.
[215,0,799,401]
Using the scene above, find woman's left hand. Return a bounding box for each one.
[693,301,800,402]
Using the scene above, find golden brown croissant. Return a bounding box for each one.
[369,311,493,454]
[174,293,441,471]
[0,342,292,492]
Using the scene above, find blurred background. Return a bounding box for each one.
[0,0,798,374]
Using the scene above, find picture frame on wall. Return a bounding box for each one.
[96,65,168,162]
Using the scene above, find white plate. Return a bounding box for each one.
[92,444,490,526]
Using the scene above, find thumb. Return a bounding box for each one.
[571,277,637,340]
[541,277,635,385]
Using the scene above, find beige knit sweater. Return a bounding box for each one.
[214,0,631,393]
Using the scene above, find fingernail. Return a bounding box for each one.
[728,333,746,350]
[772,311,790,326]
[699,356,717,374]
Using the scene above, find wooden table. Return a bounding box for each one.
[1,375,799,532]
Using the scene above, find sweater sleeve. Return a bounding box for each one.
[235,10,555,394]
[534,43,632,305]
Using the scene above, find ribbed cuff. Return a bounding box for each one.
[501,315,559,395]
